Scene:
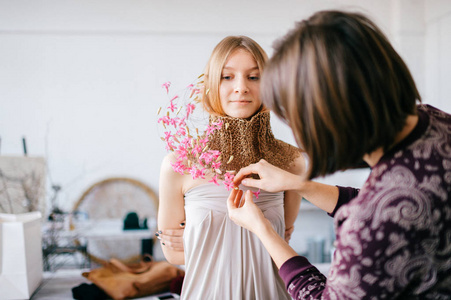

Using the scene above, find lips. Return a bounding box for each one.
[230,100,252,103]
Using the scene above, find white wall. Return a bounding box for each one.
[425,0,451,113]
[0,0,450,214]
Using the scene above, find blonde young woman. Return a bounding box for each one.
[157,36,304,299]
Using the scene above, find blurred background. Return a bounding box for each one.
[1,0,450,262]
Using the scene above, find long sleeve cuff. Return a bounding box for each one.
[279,256,327,298]
[328,186,360,217]
[279,256,313,285]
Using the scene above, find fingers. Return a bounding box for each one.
[240,177,263,189]
[158,228,184,237]
[235,190,244,208]
[234,159,269,188]
[156,230,184,250]
[227,189,255,211]
[234,162,261,185]
[244,190,254,206]
[285,226,294,235]
[160,238,184,250]
[227,188,242,210]
[284,226,294,243]
[156,222,185,250]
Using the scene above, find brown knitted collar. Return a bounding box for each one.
[205,111,300,177]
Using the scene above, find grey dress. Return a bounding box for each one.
[181,183,292,300]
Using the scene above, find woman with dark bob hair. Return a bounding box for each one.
[228,10,451,299]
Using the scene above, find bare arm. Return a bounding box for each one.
[234,159,339,214]
[295,180,339,214]
[283,190,300,242]
[283,155,304,242]
[158,154,186,265]
[258,219,299,269]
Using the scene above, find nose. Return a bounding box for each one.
[234,77,249,94]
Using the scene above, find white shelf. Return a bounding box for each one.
[299,200,321,211]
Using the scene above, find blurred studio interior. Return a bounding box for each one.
[0,0,450,299]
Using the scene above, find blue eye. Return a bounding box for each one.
[222,76,232,80]
[249,76,260,81]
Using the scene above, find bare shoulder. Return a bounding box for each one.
[160,153,185,189]
[160,153,210,194]
[161,152,178,171]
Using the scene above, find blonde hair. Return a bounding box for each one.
[202,36,268,116]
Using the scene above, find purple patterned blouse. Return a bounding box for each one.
[279,105,451,299]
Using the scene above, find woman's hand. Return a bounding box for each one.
[227,189,294,242]
[234,159,304,193]
[156,222,185,251]
[285,226,294,243]
[227,187,299,268]
[227,188,269,235]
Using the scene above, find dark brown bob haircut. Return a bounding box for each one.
[261,10,421,179]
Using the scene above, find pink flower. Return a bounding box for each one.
[168,100,177,112]
[162,82,171,93]
[157,116,170,125]
[165,140,175,151]
[209,174,219,186]
[198,137,209,148]
[205,124,216,136]
[164,131,173,142]
[210,161,221,170]
[252,189,261,199]
[189,166,206,180]
[177,117,187,128]
[176,126,186,136]
[206,120,223,135]
[181,137,192,148]
[224,172,234,181]
[199,151,214,164]
[191,144,203,156]
[171,161,186,174]
[212,120,223,130]
[223,172,235,191]
[223,180,235,191]
[158,80,248,194]
[176,145,188,160]
[209,150,220,159]
[186,103,196,117]
[169,117,178,127]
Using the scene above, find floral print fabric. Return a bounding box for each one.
[279,105,451,299]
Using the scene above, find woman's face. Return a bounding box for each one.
[219,49,262,118]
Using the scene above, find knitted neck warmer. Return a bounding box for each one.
[205,111,300,177]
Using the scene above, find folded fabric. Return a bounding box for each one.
[82,257,184,300]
